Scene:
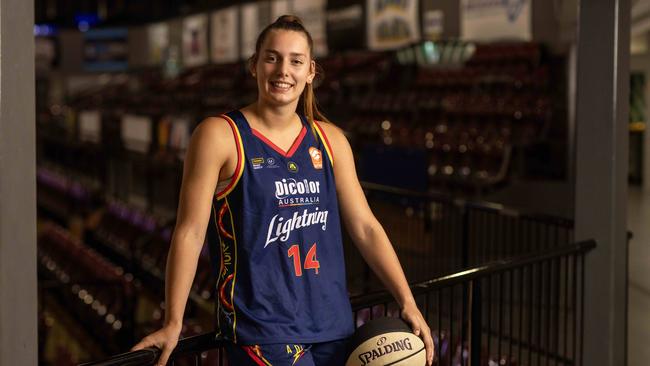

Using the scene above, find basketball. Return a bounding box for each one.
[346,317,426,366]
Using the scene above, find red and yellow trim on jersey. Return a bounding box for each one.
[251,125,307,158]
[216,114,245,200]
[313,121,334,166]
[225,196,239,343]
[243,345,273,366]
[292,346,306,365]
[212,198,239,342]
[217,202,234,240]
[212,203,223,338]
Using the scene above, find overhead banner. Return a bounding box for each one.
[211,7,239,63]
[182,14,209,67]
[326,3,364,51]
[83,28,129,72]
[422,9,444,40]
[460,0,532,41]
[147,22,169,65]
[271,0,292,20]
[366,0,420,51]
[293,0,328,56]
[241,2,261,60]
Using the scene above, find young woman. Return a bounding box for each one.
[132,15,434,366]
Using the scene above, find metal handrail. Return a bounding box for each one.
[349,239,595,309]
[79,239,595,366]
[79,332,224,366]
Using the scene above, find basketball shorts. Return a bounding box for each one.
[225,339,349,366]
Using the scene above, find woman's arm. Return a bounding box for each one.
[320,122,434,366]
[132,117,236,366]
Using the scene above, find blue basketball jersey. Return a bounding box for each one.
[206,110,355,344]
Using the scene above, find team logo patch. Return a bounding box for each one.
[309,147,323,169]
[251,157,265,169]
[267,157,279,168]
[287,161,299,173]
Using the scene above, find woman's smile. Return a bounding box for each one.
[269,80,294,92]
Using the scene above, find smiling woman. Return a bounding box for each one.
[248,15,327,130]
[130,15,434,366]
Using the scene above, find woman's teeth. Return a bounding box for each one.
[271,81,292,89]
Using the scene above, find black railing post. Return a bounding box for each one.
[460,203,471,365]
[470,280,482,366]
[460,204,470,268]
[125,281,136,348]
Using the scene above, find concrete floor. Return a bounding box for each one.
[627,186,650,366]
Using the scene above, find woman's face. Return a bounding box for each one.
[254,30,315,107]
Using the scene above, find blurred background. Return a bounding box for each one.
[23,0,646,365]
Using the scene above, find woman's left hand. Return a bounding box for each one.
[401,301,434,366]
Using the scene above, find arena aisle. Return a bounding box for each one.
[627,186,650,366]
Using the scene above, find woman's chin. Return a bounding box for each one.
[262,93,298,107]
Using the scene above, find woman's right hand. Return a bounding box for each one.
[131,323,182,366]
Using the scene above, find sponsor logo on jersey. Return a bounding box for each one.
[267,157,279,168]
[287,161,299,173]
[275,178,321,208]
[251,157,265,169]
[275,179,321,198]
[264,207,328,247]
[309,147,323,169]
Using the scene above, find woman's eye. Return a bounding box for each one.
[266,56,277,62]
[292,59,303,65]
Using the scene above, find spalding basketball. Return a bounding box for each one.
[346,317,426,366]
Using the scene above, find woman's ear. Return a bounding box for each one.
[249,56,257,78]
[307,60,316,84]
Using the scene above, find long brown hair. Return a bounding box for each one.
[248,15,331,128]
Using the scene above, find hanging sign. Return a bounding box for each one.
[367,0,420,51]
[422,10,443,40]
[326,4,364,51]
[182,14,209,67]
[460,0,532,41]
[293,0,328,56]
[211,7,239,63]
[271,0,292,20]
[147,22,169,66]
[241,2,261,60]
[83,28,129,72]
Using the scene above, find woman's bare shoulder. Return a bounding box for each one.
[186,115,238,161]
[195,116,233,137]
[315,120,349,147]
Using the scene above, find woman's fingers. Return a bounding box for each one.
[130,336,157,352]
[402,307,435,366]
[130,328,180,366]
[156,343,176,366]
[420,323,434,366]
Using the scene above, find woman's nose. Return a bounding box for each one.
[276,60,290,76]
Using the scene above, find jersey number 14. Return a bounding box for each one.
[287,243,320,276]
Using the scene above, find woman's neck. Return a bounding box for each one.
[244,101,300,132]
